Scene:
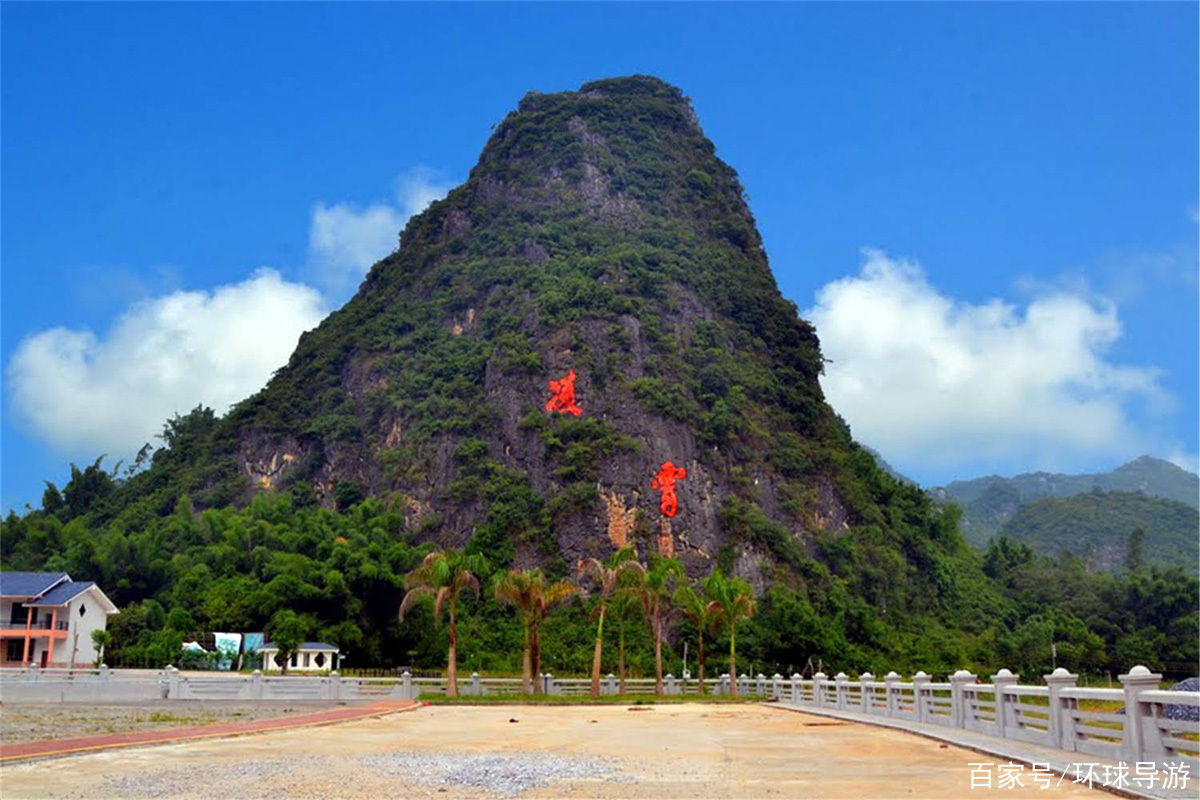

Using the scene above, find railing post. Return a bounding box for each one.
[1043,667,1078,750]
[772,673,783,700]
[884,671,901,716]
[950,669,976,729]
[790,673,802,704]
[738,673,748,695]
[860,673,874,713]
[166,665,180,699]
[911,671,930,722]
[401,670,412,700]
[251,668,264,699]
[720,673,729,696]
[1118,665,1162,762]
[665,674,677,695]
[835,672,848,708]
[755,673,766,695]
[29,664,39,682]
[329,670,341,700]
[990,669,1018,739]
[604,673,616,695]
[813,672,827,706]
[470,672,481,697]
[543,673,555,695]
[99,663,112,681]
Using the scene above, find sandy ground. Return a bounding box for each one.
[0,704,1114,799]
[0,702,343,743]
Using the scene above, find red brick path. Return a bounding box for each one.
[0,700,418,762]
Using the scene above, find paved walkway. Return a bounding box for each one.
[0,700,417,762]
[772,703,1194,800]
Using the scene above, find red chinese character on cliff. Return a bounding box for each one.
[545,369,582,416]
[651,461,687,517]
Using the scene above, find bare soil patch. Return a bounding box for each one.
[0,704,1113,799]
[0,701,341,744]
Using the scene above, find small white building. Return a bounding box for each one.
[259,641,341,672]
[0,572,119,667]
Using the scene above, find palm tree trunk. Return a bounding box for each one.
[446,601,459,698]
[697,633,705,695]
[728,623,738,698]
[653,606,663,696]
[521,622,532,695]
[590,603,606,697]
[618,617,626,694]
[530,618,541,695]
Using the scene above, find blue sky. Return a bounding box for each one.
[3,2,1197,512]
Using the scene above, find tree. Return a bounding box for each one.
[610,590,641,694]
[577,546,641,696]
[673,581,714,694]
[90,629,112,667]
[705,570,755,697]
[494,568,577,694]
[624,557,684,695]
[1125,527,1145,574]
[398,549,487,698]
[266,609,308,675]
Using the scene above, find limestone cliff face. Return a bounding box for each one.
[212,75,878,583]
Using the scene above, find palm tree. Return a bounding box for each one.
[494,568,577,694]
[673,582,714,694]
[398,549,488,698]
[626,557,684,695]
[609,590,641,694]
[577,546,641,696]
[705,570,755,697]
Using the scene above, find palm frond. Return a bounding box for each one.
[433,585,451,621]
[398,586,435,621]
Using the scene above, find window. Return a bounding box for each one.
[315,653,326,668]
[9,603,25,625]
[291,653,298,667]
[5,639,22,662]
[79,604,87,617]
[273,653,285,668]
[303,652,311,668]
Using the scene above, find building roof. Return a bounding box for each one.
[261,641,339,652]
[0,572,68,598]
[27,581,97,607]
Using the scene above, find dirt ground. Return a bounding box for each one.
[0,704,1113,799]
[0,702,342,743]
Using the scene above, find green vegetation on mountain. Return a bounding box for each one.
[1,76,1195,679]
[996,491,1197,571]
[935,456,1198,546]
[930,456,1199,572]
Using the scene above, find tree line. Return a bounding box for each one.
[390,547,754,697]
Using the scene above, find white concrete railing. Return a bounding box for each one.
[768,665,1199,773]
[0,665,728,702]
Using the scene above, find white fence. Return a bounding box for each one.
[765,666,1199,773]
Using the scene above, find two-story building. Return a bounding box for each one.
[0,572,119,668]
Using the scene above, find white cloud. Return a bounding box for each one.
[7,269,327,457]
[806,250,1171,471]
[308,168,452,296]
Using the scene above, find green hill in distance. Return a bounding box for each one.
[997,490,1198,571]
[929,456,1198,551]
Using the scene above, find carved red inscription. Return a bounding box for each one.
[545,369,583,416]
[651,461,687,517]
